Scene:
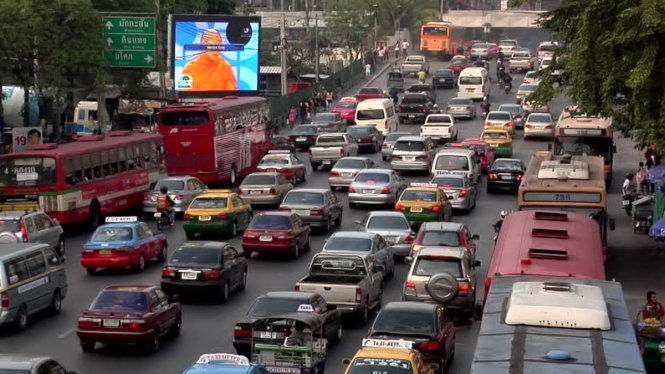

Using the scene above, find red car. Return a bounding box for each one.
[241,211,311,259]
[449,138,496,174]
[355,87,383,102]
[77,285,181,353]
[256,151,307,184]
[448,55,469,75]
[332,97,358,123]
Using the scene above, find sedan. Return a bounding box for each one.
[256,151,307,184]
[522,70,541,85]
[242,211,311,258]
[497,104,526,129]
[480,129,512,157]
[280,189,343,232]
[0,355,76,374]
[143,176,207,214]
[321,231,395,278]
[515,83,538,104]
[524,112,555,139]
[381,131,412,161]
[270,135,296,153]
[333,97,358,124]
[431,69,457,89]
[470,42,491,60]
[356,211,415,260]
[356,87,384,102]
[522,99,551,114]
[289,125,321,150]
[348,169,407,207]
[311,112,347,133]
[431,173,477,212]
[238,172,293,207]
[487,158,526,193]
[390,136,437,172]
[347,125,384,153]
[77,285,181,353]
[448,56,469,75]
[484,111,515,134]
[445,97,476,120]
[329,157,375,189]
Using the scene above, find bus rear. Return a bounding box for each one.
[420,22,462,58]
[0,150,59,212]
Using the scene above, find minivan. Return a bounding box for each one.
[457,67,490,100]
[0,243,67,330]
[355,98,399,135]
[431,148,482,185]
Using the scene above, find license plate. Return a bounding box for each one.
[500,175,511,180]
[259,235,273,242]
[296,137,306,141]
[99,250,112,255]
[199,216,211,221]
[153,212,162,218]
[103,319,119,327]
[453,107,463,111]
[408,115,415,119]
[406,157,415,161]
[260,331,277,339]
[384,236,397,244]
[181,271,198,280]
[341,172,353,177]
[267,168,277,172]
[411,207,423,213]
[322,160,331,165]
[622,200,630,207]
[489,144,498,147]
[363,189,374,194]
[466,88,474,93]
[293,209,310,215]
[250,190,262,195]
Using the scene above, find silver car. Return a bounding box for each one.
[497,104,526,129]
[390,136,437,172]
[238,172,294,206]
[279,189,343,232]
[356,211,415,259]
[0,355,75,374]
[381,131,412,161]
[143,176,207,213]
[329,157,375,189]
[0,211,65,256]
[446,97,477,120]
[348,169,407,207]
[430,174,477,212]
[321,231,395,278]
[515,83,538,103]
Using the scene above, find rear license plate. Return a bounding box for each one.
[384,236,397,244]
[181,271,197,280]
[341,172,353,177]
[500,175,511,180]
[199,216,211,221]
[103,319,119,327]
[250,190,262,195]
[411,207,423,213]
[259,235,273,242]
[99,250,112,255]
[296,137,306,141]
[408,115,415,119]
[363,189,374,194]
[406,157,415,161]
[466,88,474,93]
[293,209,310,216]
[267,168,277,172]
[322,160,331,165]
[259,331,278,339]
[153,212,162,218]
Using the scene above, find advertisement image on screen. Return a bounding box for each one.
[172,15,260,95]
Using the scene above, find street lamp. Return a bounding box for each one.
[372,3,378,50]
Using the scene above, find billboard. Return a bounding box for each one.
[171,15,260,96]
[12,127,42,152]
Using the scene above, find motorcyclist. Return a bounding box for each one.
[493,210,510,238]
[157,186,176,226]
[496,50,505,63]
[480,97,491,116]
[456,44,464,55]
[417,68,427,84]
[389,86,399,104]
[503,73,513,92]
[496,63,506,85]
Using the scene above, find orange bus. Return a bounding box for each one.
[484,210,606,305]
[420,22,464,59]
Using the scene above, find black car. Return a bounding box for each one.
[270,135,296,153]
[346,125,384,153]
[289,125,321,150]
[160,241,247,301]
[398,93,436,123]
[233,291,343,357]
[368,302,456,370]
[487,158,526,193]
[405,83,437,103]
[431,69,457,89]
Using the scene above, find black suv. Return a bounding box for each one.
[398,93,435,123]
[405,83,437,103]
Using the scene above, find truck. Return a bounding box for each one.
[420,113,457,143]
[295,253,384,324]
[401,55,429,76]
[308,133,358,169]
[397,93,435,123]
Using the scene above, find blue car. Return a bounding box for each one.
[80,216,168,274]
[183,354,267,374]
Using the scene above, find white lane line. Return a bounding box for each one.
[58,328,75,339]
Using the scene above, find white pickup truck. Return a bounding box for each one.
[309,133,358,169]
[420,113,457,143]
[401,55,429,76]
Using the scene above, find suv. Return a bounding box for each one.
[402,246,480,319]
[411,222,479,259]
[0,211,65,257]
[390,136,437,172]
[405,84,437,104]
[398,93,435,123]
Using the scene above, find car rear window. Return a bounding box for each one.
[512,52,529,58]
[0,219,20,233]
[335,101,357,109]
[160,111,210,126]
[414,257,462,277]
[482,132,508,140]
[435,155,469,170]
[521,85,538,92]
[393,141,425,152]
[493,160,522,170]
[528,114,552,122]
[91,226,133,242]
[249,215,291,230]
[401,95,427,104]
[435,69,455,76]
[539,43,557,51]
[348,127,374,137]
[91,291,148,312]
[451,58,467,64]
[260,157,289,165]
[372,308,436,335]
[292,126,318,135]
[471,43,486,49]
[190,198,228,209]
[348,359,412,374]
[426,116,452,124]
[313,113,338,122]
[247,297,307,317]
[431,177,464,188]
[498,105,520,114]
[325,237,372,252]
[420,231,461,246]
[500,40,518,46]
[334,159,366,169]
[354,173,390,184]
[449,98,471,106]
[401,190,437,202]
[407,85,430,93]
[242,174,276,185]
[487,112,511,120]
[385,133,410,142]
[170,247,220,267]
[367,216,409,230]
[317,136,346,144]
[283,192,324,205]
[459,76,482,85]
[356,110,385,120]
[154,180,185,191]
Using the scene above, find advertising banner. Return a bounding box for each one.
[12,127,42,152]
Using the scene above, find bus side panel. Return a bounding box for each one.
[214,124,269,182]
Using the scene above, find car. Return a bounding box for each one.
[447,138,495,174]
[346,125,384,153]
[333,97,359,124]
[143,176,207,215]
[480,128,512,157]
[539,56,553,71]
[498,39,519,53]
[329,157,375,189]
[183,190,253,239]
[523,112,555,138]
[537,40,558,59]
[405,83,437,103]
[238,172,293,207]
[279,188,343,232]
[445,97,477,120]
[487,158,526,193]
[486,43,499,57]
[344,339,438,374]
[410,221,479,258]
[395,183,453,227]
[241,211,311,258]
[431,69,457,88]
[484,111,515,134]
[76,285,181,353]
[515,83,538,103]
[270,135,296,153]
[367,302,456,370]
[522,70,542,85]
[401,55,430,76]
[402,246,480,320]
[81,217,167,274]
[183,353,267,374]
[390,136,438,172]
[256,151,307,184]
[430,173,477,212]
[321,231,395,277]
[522,99,550,114]
[421,114,458,143]
[161,241,247,300]
[233,291,343,357]
[509,50,537,72]
[288,125,322,150]
[311,112,347,133]
[0,355,77,374]
[309,133,359,168]
[380,131,412,161]
[448,56,469,75]
[356,87,384,102]
[355,211,415,260]
[497,104,526,129]
[0,210,65,257]
[348,169,407,207]
[398,93,436,123]
[469,42,492,60]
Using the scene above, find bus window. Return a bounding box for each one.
[142,142,151,167]
[149,142,158,168]
[423,27,448,36]
[78,110,87,121]
[224,112,236,132]
[160,111,209,126]
[109,148,119,174]
[134,144,143,169]
[118,147,127,171]
[126,146,135,170]
[101,150,110,177]
[91,152,102,179]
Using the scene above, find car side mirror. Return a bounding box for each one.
[404,256,413,264]
[609,217,616,231]
[342,359,351,365]
[354,220,362,225]
[472,234,480,240]
[473,260,481,267]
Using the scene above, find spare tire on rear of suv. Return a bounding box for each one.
[426,273,459,303]
[0,232,19,244]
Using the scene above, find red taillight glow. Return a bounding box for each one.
[405,281,416,289]
[395,203,405,210]
[310,209,324,216]
[234,326,252,338]
[349,186,356,193]
[545,124,553,129]
[184,213,193,220]
[380,187,390,194]
[161,269,176,278]
[459,189,468,197]
[485,122,491,126]
[422,105,428,112]
[355,288,362,303]
[488,173,497,180]
[175,194,183,200]
[270,188,277,195]
[204,270,221,280]
[340,149,345,156]
[459,283,471,292]
[237,189,243,195]
[1,292,8,308]
[143,194,150,200]
[431,205,440,212]
[420,341,441,351]
[217,213,229,219]
[506,122,513,127]
[405,235,414,244]
[78,318,100,328]
[415,155,428,160]
[330,171,340,176]
[294,285,300,291]
[20,223,28,242]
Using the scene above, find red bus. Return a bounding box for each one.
[0,131,167,227]
[483,210,606,304]
[157,96,271,185]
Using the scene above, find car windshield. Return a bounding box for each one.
[348,359,412,374]
[160,111,209,126]
[242,174,276,185]
[249,215,291,230]
[0,219,20,233]
[432,177,464,188]
[401,95,426,104]
[420,230,461,246]
[334,159,366,169]
[247,297,307,317]
[520,85,537,92]
[0,156,57,187]
[483,132,508,140]
[336,101,357,109]
[487,112,511,120]
[91,226,133,242]
[313,113,338,122]
[498,105,520,114]
[541,59,552,66]
[415,257,462,277]
[435,69,455,77]
[385,133,410,142]
[284,192,324,205]
[359,88,380,94]
[154,180,185,191]
[325,237,372,252]
[512,52,530,58]
[356,110,385,120]
[91,291,148,311]
[426,116,452,124]
[528,114,552,122]
[540,43,557,51]
[367,215,409,230]
[260,157,289,165]
[471,43,486,49]
[291,126,317,135]
[449,98,471,106]
[493,160,522,170]
[500,40,517,46]
[394,141,425,151]
[435,155,469,170]
[354,173,390,184]
[372,308,436,335]
[170,247,220,266]
[401,190,437,202]
[317,136,346,144]
[348,127,374,137]
[459,76,482,85]
[190,198,227,209]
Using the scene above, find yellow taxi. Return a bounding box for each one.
[395,183,452,226]
[479,128,512,157]
[183,189,253,239]
[344,339,437,374]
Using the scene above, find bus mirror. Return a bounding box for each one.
[547,143,552,151]
[609,217,615,231]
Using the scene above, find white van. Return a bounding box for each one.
[431,147,482,184]
[457,67,490,100]
[354,98,399,135]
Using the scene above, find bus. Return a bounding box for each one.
[518,151,613,246]
[157,96,271,186]
[484,210,605,304]
[552,106,615,183]
[0,131,166,227]
[420,22,464,59]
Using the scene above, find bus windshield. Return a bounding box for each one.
[423,27,448,36]
[554,137,613,160]
[160,111,210,126]
[0,156,57,187]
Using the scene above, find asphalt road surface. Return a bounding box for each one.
[0,58,655,374]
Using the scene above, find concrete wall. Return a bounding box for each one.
[443,10,543,28]
[463,28,552,50]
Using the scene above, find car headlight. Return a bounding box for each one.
[659,341,665,354]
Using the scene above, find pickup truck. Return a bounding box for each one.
[401,55,429,76]
[295,253,384,324]
[309,133,358,169]
[420,114,457,143]
[398,93,434,123]
[509,50,537,73]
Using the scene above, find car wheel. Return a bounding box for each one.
[50,289,62,314]
[185,232,196,240]
[229,167,237,187]
[147,332,161,353]
[382,155,387,161]
[358,303,369,325]
[56,237,65,257]
[324,218,332,233]
[304,236,312,251]
[374,289,383,310]
[220,281,230,302]
[80,341,95,353]
[349,202,357,208]
[14,304,28,330]
[170,314,182,337]
[85,267,96,275]
[88,201,102,230]
[332,325,342,343]
[137,254,146,272]
[291,175,297,185]
[157,244,168,262]
[239,268,248,290]
[292,241,300,260]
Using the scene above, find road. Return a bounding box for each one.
[0,58,655,374]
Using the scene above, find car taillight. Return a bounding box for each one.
[488,173,497,180]
[355,288,362,303]
[143,193,150,200]
[78,317,101,328]
[234,326,252,338]
[270,188,277,195]
[237,189,243,195]
[523,80,528,83]
[395,203,404,210]
[381,187,390,194]
[485,122,491,126]
[330,171,340,176]
[446,106,451,111]
[349,186,356,193]
[420,341,441,351]
[415,155,428,160]
[545,124,553,129]
[308,149,312,156]
[459,190,468,197]
[294,284,300,291]
[175,194,183,200]
[310,209,324,216]
[217,213,229,219]
[517,175,524,181]
[204,270,221,280]
[382,143,390,149]
[161,268,176,278]
[405,281,416,289]
[482,49,488,52]
[288,137,294,142]
[398,105,403,112]
[459,282,470,293]
[1,292,8,308]
[405,234,414,244]
[276,233,293,239]
[20,223,28,242]
[340,148,345,156]
[431,205,440,212]
[506,122,513,127]
[184,213,193,220]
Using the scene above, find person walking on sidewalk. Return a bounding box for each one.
[326,90,334,110]
[394,43,400,58]
[288,106,297,128]
[402,39,410,55]
[365,63,372,78]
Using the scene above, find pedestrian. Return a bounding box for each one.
[326,90,334,110]
[401,39,410,55]
[378,46,385,63]
[288,105,297,128]
[299,99,308,124]
[636,161,648,195]
[389,86,398,104]
[394,43,400,58]
[365,63,372,78]
[307,97,315,119]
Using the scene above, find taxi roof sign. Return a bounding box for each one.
[105,216,138,223]
[297,304,315,312]
[268,150,292,154]
[409,183,437,188]
[362,339,415,350]
[196,353,250,366]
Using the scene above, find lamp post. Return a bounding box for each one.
[396,5,402,44]
[314,5,320,83]
[372,3,378,50]
[280,0,287,95]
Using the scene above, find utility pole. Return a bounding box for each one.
[315,11,320,83]
[440,0,444,20]
[280,0,288,95]
[155,0,166,103]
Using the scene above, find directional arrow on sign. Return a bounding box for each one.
[106,37,113,47]
[105,21,113,30]
[144,55,153,64]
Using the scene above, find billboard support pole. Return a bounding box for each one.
[155,0,166,103]
[315,12,319,84]
[280,0,288,95]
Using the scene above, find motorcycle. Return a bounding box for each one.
[504,81,512,94]
[154,210,173,231]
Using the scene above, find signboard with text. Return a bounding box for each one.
[12,127,42,152]
[103,16,156,68]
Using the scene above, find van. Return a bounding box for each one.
[0,243,67,330]
[457,67,490,100]
[431,147,481,184]
[354,98,399,135]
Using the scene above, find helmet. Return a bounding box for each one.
[160,186,168,193]
[626,173,634,180]
[500,210,510,219]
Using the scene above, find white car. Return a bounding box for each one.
[522,71,541,85]
[484,111,515,134]
[498,39,519,54]
[539,57,553,71]
[524,112,555,138]
[537,41,558,59]
[420,114,457,143]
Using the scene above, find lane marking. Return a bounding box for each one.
[58,328,75,339]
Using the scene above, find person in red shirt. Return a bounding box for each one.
[642,291,665,321]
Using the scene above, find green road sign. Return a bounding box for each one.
[103,16,156,68]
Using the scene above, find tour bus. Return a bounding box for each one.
[419,21,464,59]
[552,106,615,184]
[484,210,606,305]
[157,96,271,186]
[0,131,166,227]
[518,151,613,247]
[457,67,490,100]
